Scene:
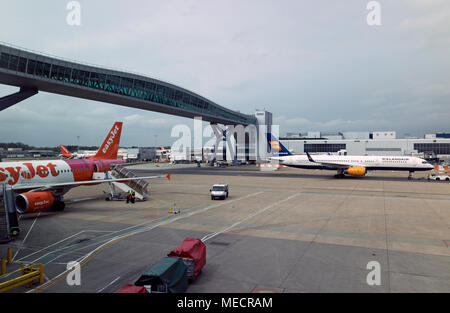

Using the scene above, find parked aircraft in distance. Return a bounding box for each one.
[59,144,95,159]
[267,133,434,178]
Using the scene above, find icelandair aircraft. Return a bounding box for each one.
[267,133,434,178]
[0,122,170,214]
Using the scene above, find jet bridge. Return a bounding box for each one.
[0,184,20,243]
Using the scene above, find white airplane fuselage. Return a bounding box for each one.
[274,155,434,172]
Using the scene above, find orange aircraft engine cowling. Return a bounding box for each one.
[345,167,366,176]
[15,192,55,214]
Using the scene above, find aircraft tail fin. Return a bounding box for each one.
[266,133,292,156]
[306,151,315,162]
[92,122,123,160]
[60,144,73,159]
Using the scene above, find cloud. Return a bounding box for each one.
[0,0,449,146]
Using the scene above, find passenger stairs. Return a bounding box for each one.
[106,165,149,201]
[0,184,20,243]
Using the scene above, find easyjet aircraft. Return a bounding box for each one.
[0,122,170,214]
[267,133,434,178]
[59,144,95,159]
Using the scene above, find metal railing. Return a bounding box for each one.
[0,261,44,293]
[111,165,149,196]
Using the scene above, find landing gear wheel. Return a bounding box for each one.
[52,201,65,211]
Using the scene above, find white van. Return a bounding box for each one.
[210,184,229,200]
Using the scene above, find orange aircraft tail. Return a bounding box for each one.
[91,122,123,160]
[60,144,73,158]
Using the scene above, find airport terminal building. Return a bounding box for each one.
[280,131,450,162]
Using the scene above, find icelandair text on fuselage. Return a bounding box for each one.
[177,297,272,310]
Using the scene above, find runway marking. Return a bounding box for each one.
[28,191,264,293]
[97,276,121,293]
[201,193,298,242]
[12,212,40,263]
[16,230,114,262]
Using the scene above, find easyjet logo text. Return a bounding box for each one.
[102,125,119,154]
[0,163,59,186]
[34,200,50,206]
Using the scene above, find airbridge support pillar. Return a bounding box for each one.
[210,122,259,163]
[210,124,226,162]
[254,110,273,162]
[0,87,38,112]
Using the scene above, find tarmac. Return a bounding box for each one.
[1,164,449,293]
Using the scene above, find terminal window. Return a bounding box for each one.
[304,144,346,153]
[414,143,450,155]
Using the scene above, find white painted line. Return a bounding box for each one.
[12,212,40,262]
[201,193,299,242]
[33,191,265,264]
[97,276,121,293]
[28,191,263,293]
[17,230,85,262]
[44,254,64,265]
[17,229,115,262]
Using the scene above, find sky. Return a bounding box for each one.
[0,0,449,147]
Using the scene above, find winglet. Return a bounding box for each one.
[306,152,315,162]
[166,172,171,181]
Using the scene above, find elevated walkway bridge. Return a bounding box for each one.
[0,42,257,126]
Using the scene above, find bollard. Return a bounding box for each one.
[1,259,5,276]
[7,248,12,265]
[39,264,44,284]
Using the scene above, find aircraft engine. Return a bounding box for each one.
[15,191,55,214]
[345,167,366,176]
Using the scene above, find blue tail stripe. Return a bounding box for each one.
[267,133,292,156]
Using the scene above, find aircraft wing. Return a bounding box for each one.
[10,173,171,192]
[305,152,355,169]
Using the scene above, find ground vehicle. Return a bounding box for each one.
[210,184,229,200]
[428,173,450,181]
